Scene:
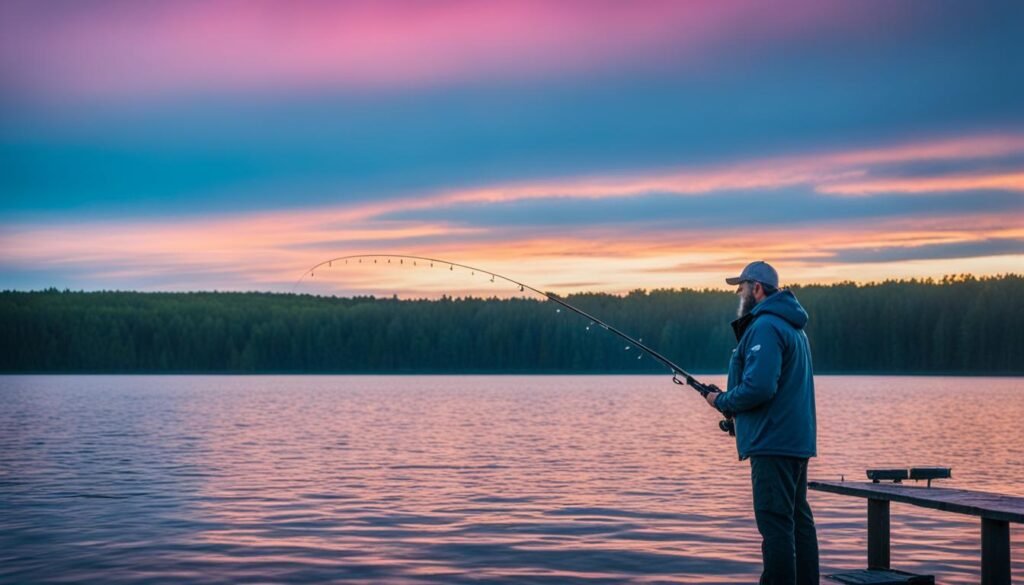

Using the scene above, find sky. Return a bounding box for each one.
[1,0,1022,297]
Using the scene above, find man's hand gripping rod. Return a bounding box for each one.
[671,374,736,436]
[545,293,735,435]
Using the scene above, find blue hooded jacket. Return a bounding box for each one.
[714,290,817,460]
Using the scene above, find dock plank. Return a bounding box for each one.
[809,481,1024,524]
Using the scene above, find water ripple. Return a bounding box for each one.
[0,375,1021,584]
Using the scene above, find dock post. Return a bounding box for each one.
[981,517,1010,585]
[867,498,890,570]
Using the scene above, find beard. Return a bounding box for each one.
[737,288,757,317]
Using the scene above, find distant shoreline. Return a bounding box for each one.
[3,371,1021,377]
[5,279,1022,375]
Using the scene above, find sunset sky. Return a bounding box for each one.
[1,0,1022,297]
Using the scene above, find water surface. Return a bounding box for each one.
[1,375,1022,584]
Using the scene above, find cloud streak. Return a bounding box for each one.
[227,133,1018,232]
[2,132,1022,295]
[795,238,1024,264]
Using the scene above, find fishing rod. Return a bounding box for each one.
[296,254,734,434]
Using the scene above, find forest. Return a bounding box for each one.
[1,275,1020,374]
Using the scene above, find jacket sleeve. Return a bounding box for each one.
[716,322,783,414]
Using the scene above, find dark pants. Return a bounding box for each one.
[750,455,820,585]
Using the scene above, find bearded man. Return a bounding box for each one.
[706,261,819,584]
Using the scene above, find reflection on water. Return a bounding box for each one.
[0,375,1021,584]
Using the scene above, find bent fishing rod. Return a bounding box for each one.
[296,254,734,434]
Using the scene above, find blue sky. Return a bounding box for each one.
[1,0,1022,294]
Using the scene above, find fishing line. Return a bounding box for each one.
[295,254,733,432]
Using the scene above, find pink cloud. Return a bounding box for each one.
[818,172,1024,196]
[323,132,1024,221]
[1,0,879,99]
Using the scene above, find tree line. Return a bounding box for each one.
[1,274,1020,374]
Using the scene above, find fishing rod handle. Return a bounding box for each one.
[673,374,721,397]
[672,375,734,435]
[699,384,736,435]
[708,390,736,436]
[702,383,723,397]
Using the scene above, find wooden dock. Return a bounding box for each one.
[810,480,1024,585]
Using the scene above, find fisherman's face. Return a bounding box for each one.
[736,281,758,317]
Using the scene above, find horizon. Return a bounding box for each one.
[2,1,1022,296]
[7,271,1019,302]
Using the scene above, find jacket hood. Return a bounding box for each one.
[751,289,808,330]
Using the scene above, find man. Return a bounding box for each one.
[705,261,819,584]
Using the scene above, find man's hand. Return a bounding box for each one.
[704,390,720,409]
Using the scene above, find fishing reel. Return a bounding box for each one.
[706,385,736,437]
[719,417,735,436]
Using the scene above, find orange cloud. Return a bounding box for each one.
[3,132,1022,295]
[818,172,1024,195]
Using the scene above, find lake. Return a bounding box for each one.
[1,375,1022,584]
